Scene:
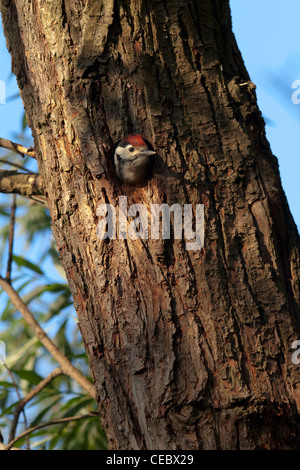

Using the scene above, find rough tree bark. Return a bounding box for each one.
[1,0,300,450]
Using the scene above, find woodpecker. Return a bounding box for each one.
[114,135,156,184]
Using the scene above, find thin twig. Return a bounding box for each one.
[0,277,96,398]
[5,194,16,283]
[0,159,33,173]
[0,443,21,450]
[4,365,30,450]
[5,414,97,450]
[0,277,96,400]
[0,138,35,158]
[9,367,64,442]
[25,194,48,206]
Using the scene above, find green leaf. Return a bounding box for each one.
[42,283,70,293]
[0,400,19,418]
[6,336,39,368]
[30,395,62,427]
[10,369,43,385]
[22,112,28,131]
[0,380,15,388]
[12,255,44,275]
[0,206,10,217]
[30,435,53,449]
[1,297,13,320]
[60,397,93,417]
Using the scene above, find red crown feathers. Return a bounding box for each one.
[123,134,147,147]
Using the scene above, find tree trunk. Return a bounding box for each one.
[1,0,300,450]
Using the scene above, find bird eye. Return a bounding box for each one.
[128,146,135,152]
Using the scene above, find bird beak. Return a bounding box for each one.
[138,150,156,156]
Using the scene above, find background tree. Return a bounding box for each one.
[0,0,300,450]
[0,121,105,449]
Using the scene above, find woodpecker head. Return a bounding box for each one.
[114,135,156,184]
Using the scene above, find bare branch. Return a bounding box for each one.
[4,365,30,450]
[0,443,21,450]
[0,170,44,197]
[9,367,64,442]
[5,195,16,283]
[0,159,33,173]
[5,414,97,450]
[25,194,48,206]
[0,277,96,400]
[0,138,35,158]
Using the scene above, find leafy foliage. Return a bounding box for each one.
[0,111,107,450]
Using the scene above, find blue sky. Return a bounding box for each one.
[0,2,299,229]
[230,0,300,230]
[0,28,27,139]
